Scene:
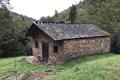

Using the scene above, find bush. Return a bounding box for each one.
[111,31,120,54]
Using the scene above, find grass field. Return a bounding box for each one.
[0,53,120,80]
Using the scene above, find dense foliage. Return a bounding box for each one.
[111,32,120,53]
[40,16,53,22]
[0,8,29,57]
[85,0,120,53]
[68,5,77,23]
[85,0,120,33]
[0,0,34,57]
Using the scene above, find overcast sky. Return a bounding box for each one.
[10,0,81,20]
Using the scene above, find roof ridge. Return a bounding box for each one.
[34,21,93,25]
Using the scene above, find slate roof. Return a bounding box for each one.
[26,22,110,40]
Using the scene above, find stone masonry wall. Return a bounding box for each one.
[48,41,64,64]
[32,35,110,64]
[55,37,110,64]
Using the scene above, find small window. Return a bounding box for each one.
[53,46,58,53]
[35,41,39,48]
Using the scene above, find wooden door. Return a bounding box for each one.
[42,43,49,62]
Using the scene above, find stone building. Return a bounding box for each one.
[25,22,110,64]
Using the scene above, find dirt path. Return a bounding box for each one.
[25,72,55,80]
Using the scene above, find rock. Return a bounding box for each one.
[26,56,40,64]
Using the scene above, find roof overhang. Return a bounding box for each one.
[25,23,54,41]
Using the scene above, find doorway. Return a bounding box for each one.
[42,43,49,62]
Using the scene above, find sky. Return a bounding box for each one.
[10,0,80,20]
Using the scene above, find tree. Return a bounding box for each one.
[111,31,120,54]
[0,0,33,57]
[54,10,58,18]
[0,8,30,57]
[68,4,77,23]
[85,0,120,53]
[40,16,54,22]
[85,0,120,33]
[0,8,15,56]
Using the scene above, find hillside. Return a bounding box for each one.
[11,12,35,29]
[0,53,120,80]
[51,1,89,23]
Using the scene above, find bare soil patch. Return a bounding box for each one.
[25,72,55,80]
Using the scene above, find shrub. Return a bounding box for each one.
[111,31,120,54]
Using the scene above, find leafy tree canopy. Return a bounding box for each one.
[68,4,77,23]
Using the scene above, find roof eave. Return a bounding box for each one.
[55,35,111,41]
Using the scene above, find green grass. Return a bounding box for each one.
[0,53,120,80]
[47,53,120,80]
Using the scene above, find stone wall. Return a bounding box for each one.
[48,41,64,64]
[60,36,110,63]
[32,38,64,64]
[32,41,64,64]
[32,35,110,64]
